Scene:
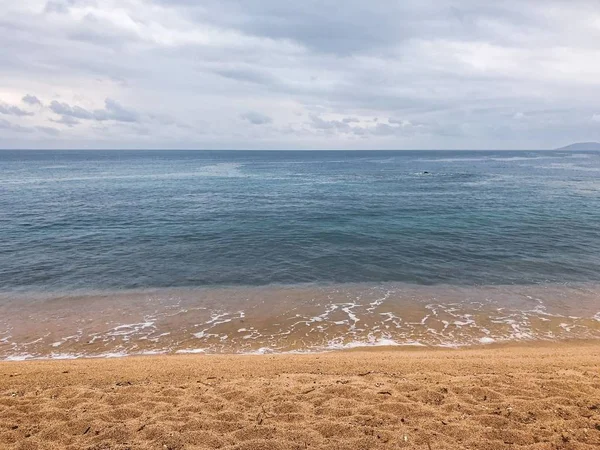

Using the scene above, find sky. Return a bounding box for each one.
[1,0,600,150]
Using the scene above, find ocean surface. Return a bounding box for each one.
[1,150,600,359]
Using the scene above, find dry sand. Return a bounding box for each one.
[1,342,600,450]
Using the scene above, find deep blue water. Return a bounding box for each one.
[1,150,600,292]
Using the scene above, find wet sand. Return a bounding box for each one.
[1,341,600,449]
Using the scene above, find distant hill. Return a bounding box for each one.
[555,142,600,151]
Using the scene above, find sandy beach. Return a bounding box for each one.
[1,342,599,449]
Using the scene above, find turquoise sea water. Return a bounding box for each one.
[1,150,600,358]
[1,150,600,290]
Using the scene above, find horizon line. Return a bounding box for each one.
[0,148,584,152]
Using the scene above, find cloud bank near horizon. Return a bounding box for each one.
[1,0,599,150]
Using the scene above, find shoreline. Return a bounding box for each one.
[2,342,599,449]
[4,337,600,363]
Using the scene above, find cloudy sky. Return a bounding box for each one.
[1,0,600,150]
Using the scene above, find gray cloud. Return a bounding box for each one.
[49,100,94,119]
[50,98,139,123]
[240,111,272,125]
[217,1,425,56]
[37,126,60,136]
[44,0,79,14]
[50,115,80,127]
[0,118,60,136]
[22,94,42,106]
[1,1,600,149]
[215,67,277,86]
[0,103,33,117]
[308,114,423,138]
[94,99,139,123]
[309,114,351,132]
[0,118,33,133]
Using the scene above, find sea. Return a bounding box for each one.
[1,150,600,360]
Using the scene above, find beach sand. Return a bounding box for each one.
[1,342,600,449]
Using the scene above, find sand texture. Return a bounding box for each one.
[1,342,600,449]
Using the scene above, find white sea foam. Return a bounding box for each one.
[113,322,155,331]
[366,290,391,313]
[324,336,424,351]
[4,354,35,361]
[105,321,156,342]
[139,350,164,355]
[48,353,80,360]
[96,352,128,359]
[245,347,275,355]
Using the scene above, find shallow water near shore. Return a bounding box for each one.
[2,282,600,360]
[1,150,600,359]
